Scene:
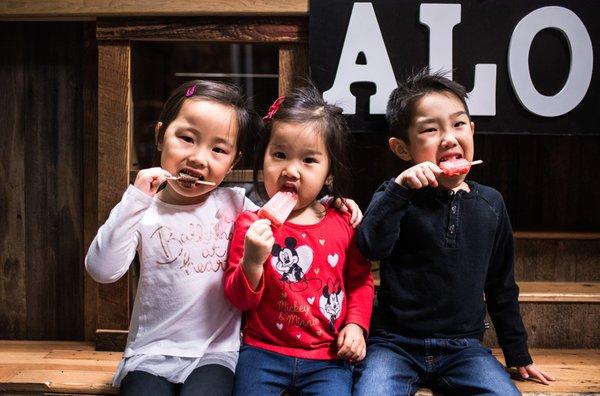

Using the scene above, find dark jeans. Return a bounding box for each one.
[120,364,234,396]
[234,345,353,396]
[352,329,520,396]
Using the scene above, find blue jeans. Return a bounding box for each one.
[234,345,353,396]
[352,329,520,396]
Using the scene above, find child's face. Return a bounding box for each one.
[391,91,475,187]
[157,99,238,205]
[263,121,331,213]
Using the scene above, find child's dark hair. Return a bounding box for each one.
[156,80,258,162]
[387,69,469,142]
[253,85,353,203]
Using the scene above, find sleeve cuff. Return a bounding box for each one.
[385,178,413,200]
[503,350,533,368]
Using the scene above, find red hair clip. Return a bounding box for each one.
[263,96,285,122]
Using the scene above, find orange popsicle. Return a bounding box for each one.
[258,189,298,226]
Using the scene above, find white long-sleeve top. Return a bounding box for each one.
[85,185,257,384]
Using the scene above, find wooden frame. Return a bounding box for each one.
[93,17,308,350]
[0,1,309,19]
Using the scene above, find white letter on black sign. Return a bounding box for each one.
[420,3,497,116]
[508,6,593,117]
[323,2,396,114]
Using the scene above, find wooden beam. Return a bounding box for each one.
[517,282,600,303]
[83,23,99,342]
[96,17,308,42]
[97,40,132,350]
[0,1,309,19]
[514,231,600,240]
[278,43,309,96]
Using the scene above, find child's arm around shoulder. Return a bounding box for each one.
[224,211,273,311]
[356,178,414,260]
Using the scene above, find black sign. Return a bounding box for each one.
[310,0,599,135]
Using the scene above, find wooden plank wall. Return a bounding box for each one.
[0,22,89,340]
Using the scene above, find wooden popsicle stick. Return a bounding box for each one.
[470,160,483,165]
[165,176,216,186]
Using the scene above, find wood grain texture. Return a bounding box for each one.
[53,22,85,341]
[517,282,600,302]
[484,302,600,348]
[0,23,85,340]
[514,231,600,240]
[83,22,99,342]
[1,342,598,395]
[515,239,600,282]
[97,41,131,341]
[278,44,309,95]
[0,23,27,339]
[0,1,309,19]
[97,17,308,42]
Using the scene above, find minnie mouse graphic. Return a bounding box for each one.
[319,279,344,332]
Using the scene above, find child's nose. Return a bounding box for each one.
[282,162,300,179]
[440,130,458,148]
[189,147,209,167]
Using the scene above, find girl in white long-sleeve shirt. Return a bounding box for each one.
[86,80,260,396]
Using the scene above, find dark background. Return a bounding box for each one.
[310,0,599,136]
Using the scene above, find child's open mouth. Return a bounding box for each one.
[280,185,298,194]
[437,153,463,165]
[168,169,216,187]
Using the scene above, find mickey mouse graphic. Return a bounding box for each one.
[319,280,344,332]
[272,237,304,282]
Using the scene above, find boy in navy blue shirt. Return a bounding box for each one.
[353,70,554,395]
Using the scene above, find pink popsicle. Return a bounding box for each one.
[258,189,298,226]
[440,159,483,176]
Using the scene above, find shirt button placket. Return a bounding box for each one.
[446,196,459,247]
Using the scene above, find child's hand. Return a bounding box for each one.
[395,161,443,189]
[516,363,555,385]
[134,167,172,197]
[337,323,366,362]
[243,219,274,271]
[333,198,363,228]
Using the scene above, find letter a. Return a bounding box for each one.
[324,3,396,114]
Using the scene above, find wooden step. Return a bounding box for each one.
[514,231,600,240]
[371,274,600,348]
[517,282,600,302]
[0,341,598,395]
[372,268,600,303]
[514,239,600,282]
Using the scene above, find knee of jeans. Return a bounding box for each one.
[353,356,418,396]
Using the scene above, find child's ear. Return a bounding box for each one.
[388,137,412,161]
[228,152,242,174]
[155,122,163,150]
[470,120,475,135]
[325,174,333,187]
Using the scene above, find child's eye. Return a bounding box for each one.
[179,136,194,143]
[213,147,227,154]
[303,157,317,164]
[421,128,436,133]
[454,121,466,127]
[273,152,286,159]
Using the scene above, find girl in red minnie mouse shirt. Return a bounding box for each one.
[224,87,374,396]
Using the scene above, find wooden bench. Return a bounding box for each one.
[0,341,598,395]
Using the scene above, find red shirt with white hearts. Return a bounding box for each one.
[224,208,374,360]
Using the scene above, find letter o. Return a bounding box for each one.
[508,6,593,117]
